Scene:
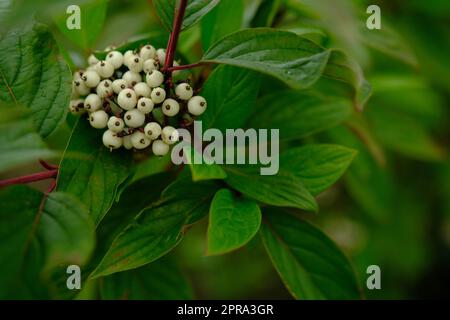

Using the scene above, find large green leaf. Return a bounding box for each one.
[0,23,72,138]
[201,0,243,51]
[100,256,193,299]
[183,145,227,181]
[0,186,95,298]
[0,105,54,173]
[280,144,357,195]
[57,119,133,225]
[54,0,108,50]
[199,65,261,132]
[248,91,352,141]
[91,176,219,278]
[260,208,360,299]
[153,0,221,31]
[224,165,318,212]
[202,28,371,108]
[207,189,261,255]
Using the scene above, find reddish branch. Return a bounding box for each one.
[168,62,204,72]
[163,0,188,74]
[0,160,58,189]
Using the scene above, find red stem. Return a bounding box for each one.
[39,159,58,170]
[0,169,58,188]
[168,62,204,72]
[163,0,188,73]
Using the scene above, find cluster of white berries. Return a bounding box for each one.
[69,44,207,156]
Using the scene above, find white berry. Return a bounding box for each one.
[156,48,166,66]
[107,116,125,133]
[89,110,108,129]
[106,51,124,69]
[81,70,101,88]
[188,96,207,116]
[103,130,123,150]
[134,82,151,98]
[126,56,143,73]
[118,89,137,110]
[143,59,160,74]
[140,45,156,60]
[146,70,164,88]
[124,109,145,128]
[137,97,154,114]
[144,122,161,140]
[122,71,142,87]
[112,79,128,94]
[84,94,102,112]
[96,80,113,98]
[150,87,166,104]
[162,98,180,117]
[175,83,193,100]
[73,79,90,96]
[152,139,170,156]
[131,131,151,150]
[88,54,99,66]
[161,126,179,145]
[95,61,115,78]
[69,99,85,115]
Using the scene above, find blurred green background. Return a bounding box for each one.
[1,0,449,299]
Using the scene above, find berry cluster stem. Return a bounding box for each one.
[0,160,58,189]
[163,0,188,74]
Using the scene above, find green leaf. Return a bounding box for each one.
[280,144,357,195]
[202,28,330,90]
[199,65,261,132]
[54,0,108,50]
[100,256,193,299]
[0,105,54,173]
[57,119,133,225]
[260,208,360,299]
[224,165,318,212]
[183,145,227,181]
[248,91,352,141]
[91,176,219,278]
[0,186,95,298]
[207,189,261,255]
[0,23,72,138]
[201,0,243,51]
[153,0,221,31]
[250,0,282,27]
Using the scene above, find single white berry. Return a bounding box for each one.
[96,80,113,98]
[134,82,151,98]
[117,88,137,110]
[150,87,166,104]
[73,71,83,81]
[124,109,145,128]
[106,51,124,69]
[112,79,128,94]
[137,97,154,114]
[103,130,123,150]
[69,99,85,115]
[95,61,115,78]
[126,56,143,73]
[140,44,156,60]
[84,93,102,112]
[89,110,109,129]
[107,116,125,133]
[161,126,179,145]
[81,70,101,88]
[143,59,160,74]
[156,48,166,66]
[131,131,151,150]
[188,96,207,116]
[123,134,133,150]
[88,54,99,66]
[175,83,193,100]
[144,122,161,140]
[162,98,180,117]
[146,70,164,88]
[152,139,170,156]
[73,79,90,96]
[122,71,142,87]
[124,50,138,67]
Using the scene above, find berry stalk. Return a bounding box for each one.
[0,169,58,189]
[164,0,188,73]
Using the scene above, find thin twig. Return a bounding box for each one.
[163,0,188,73]
[0,169,58,189]
[168,62,204,72]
